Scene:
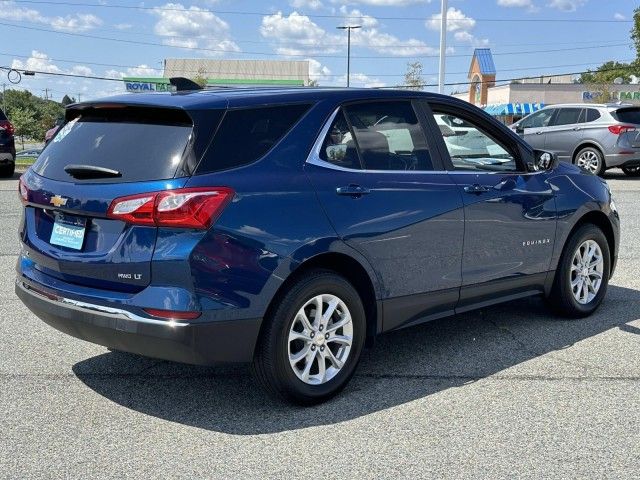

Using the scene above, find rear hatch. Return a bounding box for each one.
[611,107,640,148]
[20,104,216,292]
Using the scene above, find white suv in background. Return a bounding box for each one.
[511,104,640,176]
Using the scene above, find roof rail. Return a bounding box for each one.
[169,77,203,92]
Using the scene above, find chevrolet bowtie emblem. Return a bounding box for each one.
[50,195,68,208]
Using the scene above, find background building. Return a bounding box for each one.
[454,49,640,123]
[123,59,310,92]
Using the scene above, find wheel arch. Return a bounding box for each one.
[572,142,605,166]
[260,251,381,351]
[562,210,616,272]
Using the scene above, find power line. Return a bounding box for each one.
[5,0,635,23]
[2,51,630,79]
[0,21,630,60]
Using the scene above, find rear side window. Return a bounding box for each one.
[612,107,640,124]
[197,104,311,173]
[33,107,194,183]
[585,109,601,122]
[551,108,583,126]
[0,110,6,121]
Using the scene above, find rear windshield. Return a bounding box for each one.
[612,107,640,124]
[0,110,7,121]
[33,107,194,183]
[196,103,311,174]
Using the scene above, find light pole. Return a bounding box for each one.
[438,0,448,94]
[337,25,361,87]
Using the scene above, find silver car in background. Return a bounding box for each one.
[511,103,640,176]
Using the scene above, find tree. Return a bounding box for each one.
[404,61,425,91]
[1,89,64,142]
[308,79,319,87]
[580,8,640,85]
[192,66,208,88]
[10,107,37,149]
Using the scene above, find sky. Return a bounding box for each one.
[0,0,637,102]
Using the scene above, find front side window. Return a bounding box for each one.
[551,108,583,126]
[520,109,554,129]
[432,111,518,172]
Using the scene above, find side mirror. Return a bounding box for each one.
[529,150,558,172]
[515,124,524,134]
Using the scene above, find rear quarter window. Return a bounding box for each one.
[196,103,311,174]
[612,108,640,124]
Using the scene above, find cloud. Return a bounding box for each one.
[338,72,386,88]
[614,12,626,21]
[426,7,488,46]
[547,0,586,12]
[105,65,162,79]
[11,51,94,79]
[0,0,102,32]
[334,0,429,5]
[151,2,239,55]
[260,12,342,55]
[307,59,332,82]
[497,0,533,6]
[290,0,324,9]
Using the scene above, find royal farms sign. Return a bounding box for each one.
[582,90,640,102]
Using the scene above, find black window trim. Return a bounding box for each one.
[422,99,534,175]
[306,98,445,174]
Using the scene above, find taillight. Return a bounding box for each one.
[107,187,234,229]
[608,125,636,135]
[0,120,15,136]
[18,177,28,204]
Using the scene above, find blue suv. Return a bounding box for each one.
[16,88,619,404]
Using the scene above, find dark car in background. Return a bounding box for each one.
[0,109,16,177]
[16,88,619,404]
[512,103,640,176]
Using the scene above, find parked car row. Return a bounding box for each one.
[511,103,640,176]
[16,87,619,404]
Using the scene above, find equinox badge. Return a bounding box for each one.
[50,195,68,208]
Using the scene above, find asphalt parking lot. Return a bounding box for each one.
[1,171,638,479]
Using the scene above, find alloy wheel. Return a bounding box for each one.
[576,150,600,174]
[288,294,353,385]
[570,239,604,305]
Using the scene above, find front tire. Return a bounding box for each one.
[252,270,366,405]
[547,224,610,318]
[575,147,605,176]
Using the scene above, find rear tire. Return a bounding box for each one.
[622,165,640,177]
[252,270,366,405]
[574,147,604,176]
[547,224,610,318]
[0,163,15,178]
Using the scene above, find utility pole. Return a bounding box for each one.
[77,93,82,102]
[438,0,448,94]
[1,84,6,113]
[337,25,361,88]
[42,88,50,100]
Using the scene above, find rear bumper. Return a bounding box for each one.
[16,279,262,365]
[0,152,14,163]
[605,152,640,168]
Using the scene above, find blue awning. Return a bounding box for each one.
[484,103,545,116]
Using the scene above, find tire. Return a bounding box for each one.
[0,163,15,178]
[252,269,366,405]
[622,165,640,177]
[574,147,605,176]
[547,224,610,318]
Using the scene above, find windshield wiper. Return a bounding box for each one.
[64,164,122,179]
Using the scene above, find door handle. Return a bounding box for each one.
[463,184,491,194]
[535,131,543,135]
[336,184,371,197]
[573,127,582,131]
